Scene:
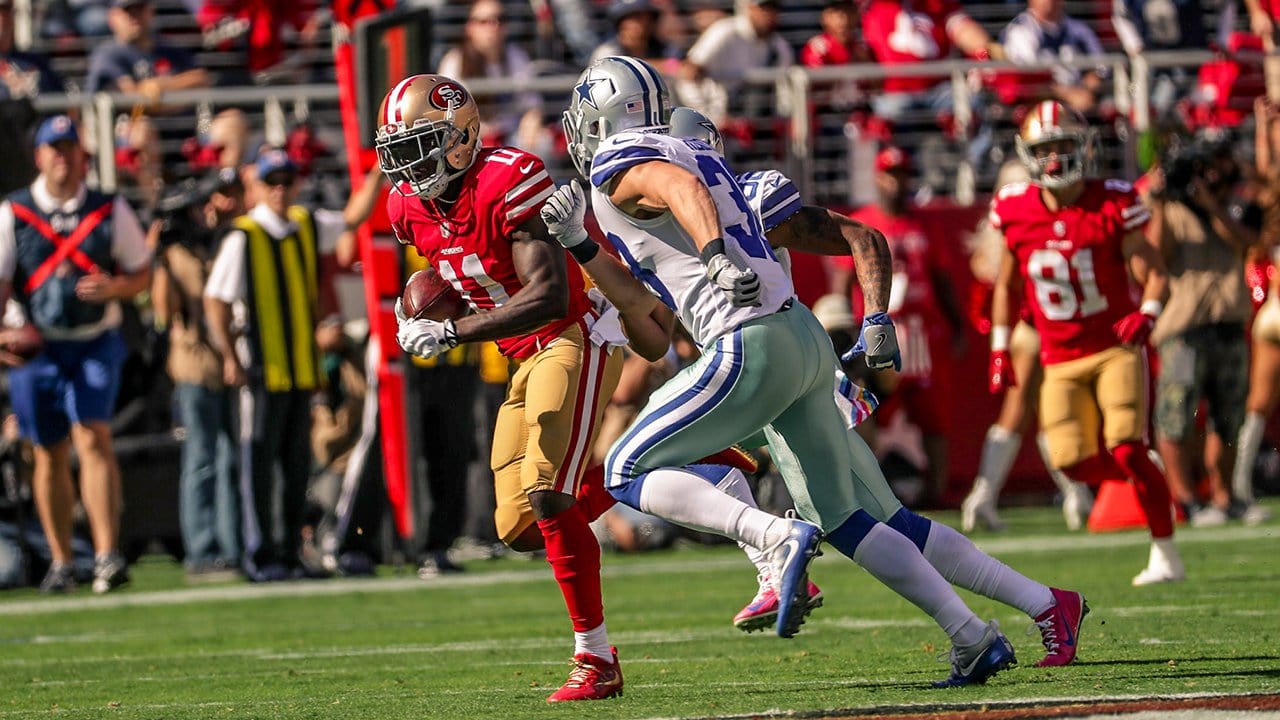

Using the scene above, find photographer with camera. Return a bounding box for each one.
[151,167,245,582]
[1146,131,1261,528]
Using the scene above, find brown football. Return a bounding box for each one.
[0,324,44,362]
[402,267,467,321]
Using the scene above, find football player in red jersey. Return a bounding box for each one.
[989,100,1184,586]
[377,74,626,702]
[830,146,968,507]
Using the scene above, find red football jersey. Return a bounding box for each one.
[990,179,1151,365]
[837,205,945,322]
[800,31,865,67]
[387,147,591,359]
[836,204,947,377]
[861,0,963,93]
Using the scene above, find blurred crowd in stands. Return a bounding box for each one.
[2,0,1280,591]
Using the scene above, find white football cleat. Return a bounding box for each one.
[960,479,1006,533]
[1132,539,1185,587]
[1061,481,1093,532]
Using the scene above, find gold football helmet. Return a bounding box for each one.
[1015,100,1094,190]
[375,74,483,199]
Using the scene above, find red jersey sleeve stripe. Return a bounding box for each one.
[1123,210,1151,230]
[505,172,554,222]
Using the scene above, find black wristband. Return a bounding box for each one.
[567,238,600,265]
[699,237,726,265]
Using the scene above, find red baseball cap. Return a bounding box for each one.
[875,146,911,173]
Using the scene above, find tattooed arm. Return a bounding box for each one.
[767,205,893,314]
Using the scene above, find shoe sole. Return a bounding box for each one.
[932,638,1018,688]
[734,594,825,633]
[93,573,130,591]
[1132,573,1186,586]
[546,687,624,703]
[775,527,824,639]
[92,573,130,595]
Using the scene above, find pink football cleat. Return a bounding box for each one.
[733,575,825,633]
[1033,587,1089,667]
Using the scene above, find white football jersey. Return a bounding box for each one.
[589,132,794,347]
[736,169,803,281]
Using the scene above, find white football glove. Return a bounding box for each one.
[705,253,762,307]
[540,180,589,249]
[394,297,409,324]
[397,317,458,360]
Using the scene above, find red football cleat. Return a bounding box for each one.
[546,647,624,703]
[732,575,824,633]
[1034,587,1089,667]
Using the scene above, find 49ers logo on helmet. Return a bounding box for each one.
[430,81,470,111]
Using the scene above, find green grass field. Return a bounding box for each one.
[3,505,1279,720]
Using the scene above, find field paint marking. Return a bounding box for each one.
[0,556,746,618]
[963,524,1277,556]
[626,692,1280,720]
[0,629,725,667]
[816,617,933,630]
[259,628,720,660]
[0,524,1274,620]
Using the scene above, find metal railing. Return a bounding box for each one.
[26,49,1258,205]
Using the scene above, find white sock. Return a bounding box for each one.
[1234,412,1265,504]
[977,426,1021,494]
[715,470,770,575]
[852,524,988,647]
[1036,432,1077,495]
[574,622,612,663]
[923,520,1054,617]
[638,468,782,550]
[1150,537,1183,571]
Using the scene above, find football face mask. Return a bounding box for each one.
[1015,100,1093,191]
[376,74,482,200]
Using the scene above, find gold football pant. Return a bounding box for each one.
[490,325,623,545]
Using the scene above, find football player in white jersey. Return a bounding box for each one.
[662,106,1087,669]
[545,56,1016,687]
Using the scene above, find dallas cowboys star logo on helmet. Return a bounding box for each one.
[575,75,614,110]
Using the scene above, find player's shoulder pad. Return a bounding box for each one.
[473,147,554,220]
[1103,178,1134,194]
[994,181,1033,202]
[990,181,1033,229]
[1100,178,1150,231]
[590,131,676,190]
[737,169,802,231]
[474,146,549,186]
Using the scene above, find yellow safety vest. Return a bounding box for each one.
[235,206,320,392]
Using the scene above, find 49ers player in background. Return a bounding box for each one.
[989,100,1184,586]
[376,75,626,702]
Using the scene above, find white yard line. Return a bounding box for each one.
[0,524,1273,619]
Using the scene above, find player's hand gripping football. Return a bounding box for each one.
[842,312,902,371]
[1113,305,1159,346]
[540,180,589,250]
[702,239,761,307]
[395,298,458,360]
[987,349,1016,394]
